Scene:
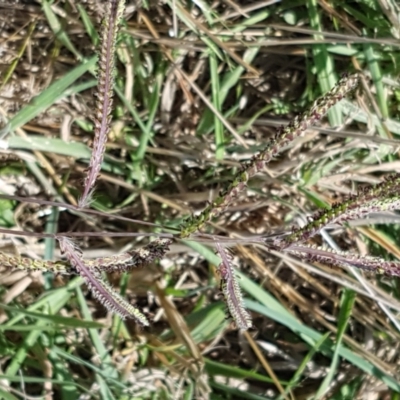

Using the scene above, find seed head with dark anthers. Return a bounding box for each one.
[2,238,171,275]
[180,73,360,238]
[58,237,149,325]
[79,0,126,208]
[286,244,400,277]
[215,242,252,330]
[281,174,400,249]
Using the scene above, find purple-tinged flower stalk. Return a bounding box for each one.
[180,73,360,238]
[2,238,171,275]
[58,236,149,325]
[286,244,400,276]
[278,175,400,249]
[215,242,252,330]
[79,0,126,208]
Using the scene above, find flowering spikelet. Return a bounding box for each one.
[91,238,172,272]
[58,237,149,325]
[215,242,252,330]
[2,238,171,276]
[79,0,126,208]
[280,174,400,249]
[287,244,400,276]
[0,252,73,274]
[181,73,360,238]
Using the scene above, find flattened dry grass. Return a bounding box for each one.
[1,1,400,399]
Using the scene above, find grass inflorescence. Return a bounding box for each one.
[1,0,400,399]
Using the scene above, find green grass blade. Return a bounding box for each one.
[42,0,82,59]
[209,51,225,159]
[241,284,400,394]
[307,0,341,126]
[8,56,96,131]
[77,4,100,46]
[363,40,389,120]
[314,289,356,399]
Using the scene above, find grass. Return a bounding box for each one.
[1,0,400,399]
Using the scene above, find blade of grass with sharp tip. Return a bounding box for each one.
[48,349,79,400]
[43,205,59,289]
[42,0,82,60]
[340,99,400,134]
[3,277,82,328]
[197,47,260,136]
[166,0,224,60]
[97,374,116,400]
[0,374,86,392]
[77,4,100,46]
[0,303,103,329]
[5,136,125,178]
[6,135,91,156]
[52,346,127,390]
[188,302,228,343]
[4,320,49,377]
[132,67,164,178]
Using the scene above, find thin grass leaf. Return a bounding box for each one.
[0,21,36,92]
[42,0,82,60]
[277,332,331,400]
[239,269,400,395]
[77,4,100,46]
[363,39,389,120]
[8,56,96,132]
[314,289,356,399]
[0,303,103,328]
[307,0,341,126]
[74,288,119,381]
